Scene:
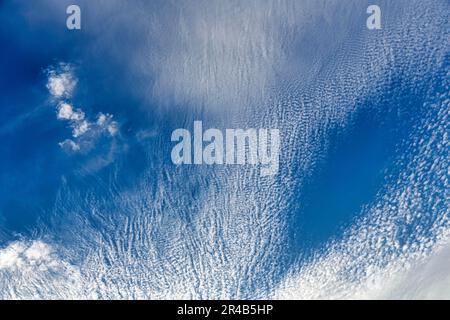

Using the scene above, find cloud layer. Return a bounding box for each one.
[0,0,448,300]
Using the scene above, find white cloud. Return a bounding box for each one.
[96,112,118,136]
[46,67,120,153]
[0,241,57,271]
[0,240,85,299]
[273,89,449,300]
[46,67,77,98]
[96,113,108,126]
[72,120,89,138]
[57,102,85,121]
[107,122,119,136]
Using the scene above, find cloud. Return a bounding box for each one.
[46,65,120,154]
[106,121,119,136]
[95,112,118,137]
[59,139,81,152]
[273,87,449,300]
[96,113,108,126]
[57,102,85,121]
[0,240,85,299]
[3,0,446,299]
[0,241,58,271]
[72,120,89,138]
[46,64,77,98]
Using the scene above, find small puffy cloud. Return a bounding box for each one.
[57,102,85,121]
[107,122,119,136]
[72,120,89,138]
[96,113,108,126]
[96,113,119,136]
[46,65,77,98]
[56,102,90,139]
[57,103,74,119]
